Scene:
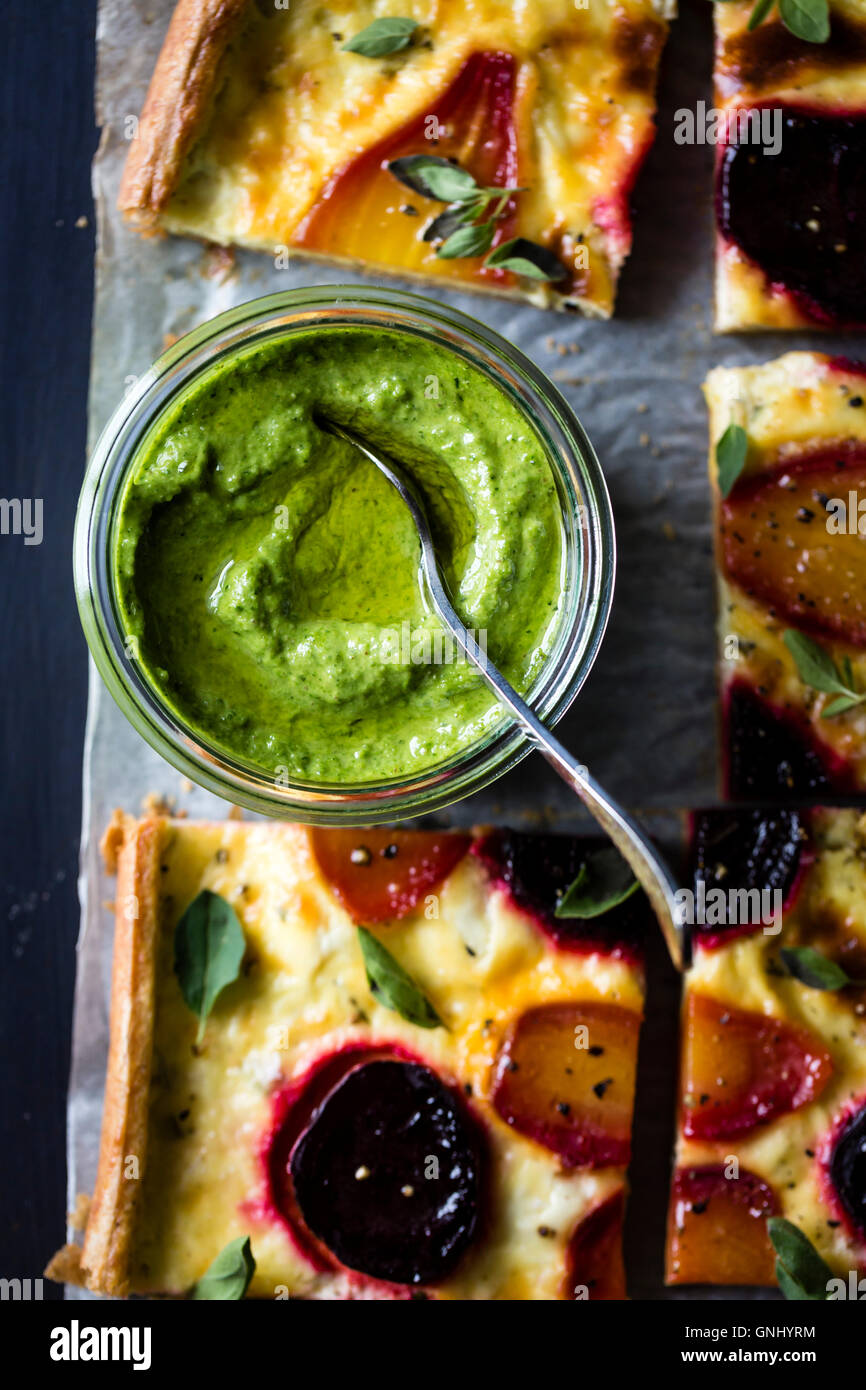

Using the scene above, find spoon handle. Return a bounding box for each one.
[428,577,684,970]
[317,417,684,970]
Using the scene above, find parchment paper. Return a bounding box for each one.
[66,0,856,1298]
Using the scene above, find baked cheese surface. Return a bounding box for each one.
[669,808,866,1283]
[131,0,675,315]
[129,821,643,1299]
[706,353,866,794]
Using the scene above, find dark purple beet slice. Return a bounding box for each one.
[473,830,648,958]
[290,1059,483,1286]
[829,1103,866,1239]
[690,807,805,945]
[725,682,851,800]
[718,108,866,326]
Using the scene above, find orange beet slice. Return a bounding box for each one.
[491,1002,641,1168]
[295,51,526,288]
[682,993,832,1140]
[667,1165,778,1286]
[565,1190,626,1300]
[721,448,866,647]
[310,827,470,924]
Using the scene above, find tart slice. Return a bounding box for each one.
[118,0,676,317]
[48,818,650,1300]
[706,352,866,799]
[713,0,866,331]
[666,805,866,1288]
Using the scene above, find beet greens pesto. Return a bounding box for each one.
[114,327,565,783]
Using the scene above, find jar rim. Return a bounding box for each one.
[74,285,615,823]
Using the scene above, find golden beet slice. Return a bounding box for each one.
[721,450,866,647]
[310,827,470,924]
[666,1165,778,1286]
[491,1002,641,1168]
[682,993,833,1140]
[294,51,527,289]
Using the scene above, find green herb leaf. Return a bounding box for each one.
[485,236,568,282]
[782,630,866,717]
[174,889,246,1043]
[780,946,853,991]
[783,630,842,693]
[436,221,496,259]
[554,847,640,920]
[715,423,749,498]
[387,155,478,202]
[422,206,469,243]
[357,926,443,1028]
[775,1259,824,1301]
[767,1218,833,1300]
[747,0,776,30]
[778,0,830,43]
[342,17,418,57]
[822,693,866,718]
[191,1236,255,1300]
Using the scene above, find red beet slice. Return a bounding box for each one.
[473,830,648,960]
[718,108,866,327]
[565,1190,626,1300]
[724,681,853,800]
[828,1101,866,1241]
[689,806,807,948]
[683,994,833,1141]
[310,827,470,924]
[667,1165,778,1286]
[289,1059,483,1286]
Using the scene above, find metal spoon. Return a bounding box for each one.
[318,416,684,969]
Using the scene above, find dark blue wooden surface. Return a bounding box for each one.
[0,2,97,1295]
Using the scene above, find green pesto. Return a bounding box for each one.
[115,327,565,784]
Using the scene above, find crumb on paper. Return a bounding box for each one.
[200,244,237,284]
[662,521,677,541]
[639,432,651,447]
[69,1193,91,1232]
[143,792,174,817]
[227,805,245,821]
[637,403,649,414]
[75,215,89,229]
[162,332,179,351]
[180,777,193,794]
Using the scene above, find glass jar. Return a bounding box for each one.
[74,286,615,823]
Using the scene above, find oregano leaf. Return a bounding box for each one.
[780,946,853,991]
[768,1218,833,1300]
[436,221,495,259]
[174,889,246,1043]
[716,423,749,498]
[778,0,830,43]
[357,926,443,1028]
[342,17,418,57]
[387,155,478,202]
[485,236,568,282]
[191,1236,255,1300]
[555,847,640,919]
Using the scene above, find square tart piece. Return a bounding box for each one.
[118,0,676,317]
[49,818,650,1301]
[707,352,866,801]
[714,0,866,331]
[666,806,866,1288]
